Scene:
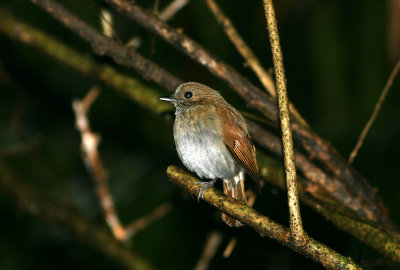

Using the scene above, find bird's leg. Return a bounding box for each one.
[195,179,217,201]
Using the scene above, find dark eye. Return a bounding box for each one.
[184,91,193,99]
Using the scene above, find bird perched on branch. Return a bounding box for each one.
[159,82,261,227]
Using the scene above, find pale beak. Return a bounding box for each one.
[158,96,176,103]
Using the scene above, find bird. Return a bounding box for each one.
[159,82,261,227]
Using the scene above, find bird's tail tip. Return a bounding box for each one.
[222,178,246,227]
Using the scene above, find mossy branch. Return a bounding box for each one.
[263,0,305,244]
[167,166,361,270]
[258,152,400,263]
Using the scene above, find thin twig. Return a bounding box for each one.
[194,231,223,270]
[72,87,171,241]
[159,0,190,21]
[100,9,113,38]
[73,86,127,241]
[222,238,237,258]
[125,202,172,237]
[349,59,400,163]
[204,0,275,96]
[167,166,362,270]
[127,0,190,48]
[263,0,305,244]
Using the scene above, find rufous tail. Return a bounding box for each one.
[222,179,247,227]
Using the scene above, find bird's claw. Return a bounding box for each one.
[195,179,217,202]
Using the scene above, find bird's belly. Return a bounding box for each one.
[174,125,240,180]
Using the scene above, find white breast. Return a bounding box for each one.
[173,113,241,180]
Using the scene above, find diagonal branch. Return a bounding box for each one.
[158,0,190,21]
[73,87,170,241]
[126,0,190,49]
[205,0,276,96]
[30,0,182,91]
[167,166,362,270]
[73,86,126,240]
[194,231,223,270]
[349,59,400,163]
[263,0,305,244]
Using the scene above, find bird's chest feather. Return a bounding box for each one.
[173,107,239,179]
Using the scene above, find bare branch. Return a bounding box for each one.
[159,0,190,21]
[30,0,182,91]
[263,0,305,244]
[167,166,362,270]
[73,87,170,241]
[73,86,127,240]
[349,59,400,163]
[125,202,172,237]
[204,0,275,96]
[100,9,114,38]
[222,237,237,258]
[127,0,190,49]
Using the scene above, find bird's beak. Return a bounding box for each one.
[158,96,176,103]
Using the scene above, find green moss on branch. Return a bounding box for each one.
[167,166,361,270]
[258,152,400,263]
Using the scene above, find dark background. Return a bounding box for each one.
[0,0,399,269]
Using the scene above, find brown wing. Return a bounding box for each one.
[217,105,262,188]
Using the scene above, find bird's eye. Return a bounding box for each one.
[184,91,193,99]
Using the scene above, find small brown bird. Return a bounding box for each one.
[159,82,261,227]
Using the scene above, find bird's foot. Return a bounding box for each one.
[195,179,217,201]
